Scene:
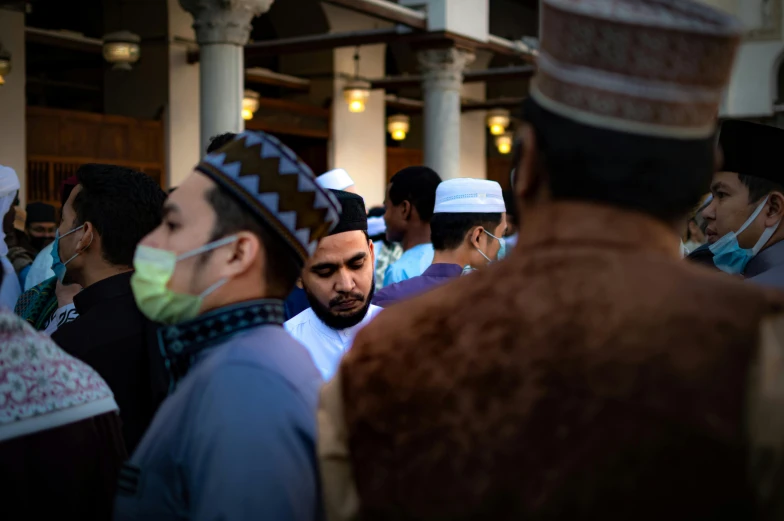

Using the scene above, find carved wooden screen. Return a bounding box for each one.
[26,107,165,206]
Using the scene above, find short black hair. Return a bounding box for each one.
[72,164,166,267]
[388,166,442,222]
[522,98,715,223]
[502,190,518,227]
[430,212,503,251]
[207,186,300,298]
[738,174,784,204]
[207,133,237,154]
[367,206,385,218]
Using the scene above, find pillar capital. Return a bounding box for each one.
[417,47,475,92]
[179,0,274,45]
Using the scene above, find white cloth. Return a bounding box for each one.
[0,256,21,310]
[285,304,383,380]
[433,178,505,214]
[367,216,386,237]
[317,169,355,191]
[0,165,20,258]
[25,242,55,291]
[42,303,79,336]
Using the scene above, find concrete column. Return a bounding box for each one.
[418,48,474,180]
[179,0,273,152]
[0,8,26,203]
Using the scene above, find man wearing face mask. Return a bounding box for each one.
[373,178,507,307]
[285,190,381,380]
[49,164,168,453]
[702,120,784,286]
[114,132,340,521]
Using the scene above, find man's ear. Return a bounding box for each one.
[515,124,543,201]
[765,192,784,227]
[401,200,412,221]
[224,231,261,278]
[368,237,375,264]
[468,226,484,248]
[76,222,95,254]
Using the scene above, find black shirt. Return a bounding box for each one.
[52,272,168,453]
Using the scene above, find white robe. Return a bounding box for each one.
[285,305,383,380]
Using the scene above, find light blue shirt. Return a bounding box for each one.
[383,243,434,286]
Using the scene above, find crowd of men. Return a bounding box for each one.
[3,0,784,519]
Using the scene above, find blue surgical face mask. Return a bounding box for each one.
[476,229,506,264]
[51,225,87,282]
[709,196,780,274]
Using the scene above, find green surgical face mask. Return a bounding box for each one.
[131,236,238,325]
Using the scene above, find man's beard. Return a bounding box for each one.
[304,280,375,331]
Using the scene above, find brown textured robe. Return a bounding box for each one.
[319,202,784,521]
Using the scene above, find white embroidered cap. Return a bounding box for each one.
[317,169,355,191]
[434,178,506,214]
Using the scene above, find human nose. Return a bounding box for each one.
[334,268,355,293]
[702,199,716,221]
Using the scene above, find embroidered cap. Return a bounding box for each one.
[434,178,506,214]
[196,131,341,264]
[531,0,742,139]
[317,168,355,191]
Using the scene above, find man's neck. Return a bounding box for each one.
[402,224,431,252]
[431,249,469,267]
[79,264,133,289]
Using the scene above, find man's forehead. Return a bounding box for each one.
[310,232,368,263]
[713,171,743,189]
[169,170,216,206]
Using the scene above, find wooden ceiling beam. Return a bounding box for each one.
[371,65,535,90]
[245,68,310,92]
[320,0,427,30]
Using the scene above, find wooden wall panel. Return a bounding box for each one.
[386,147,424,183]
[486,156,513,190]
[26,107,166,206]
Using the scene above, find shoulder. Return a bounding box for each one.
[372,279,411,307]
[284,308,316,335]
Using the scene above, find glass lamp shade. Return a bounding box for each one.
[487,109,510,136]
[103,31,141,71]
[242,90,260,121]
[0,52,10,86]
[387,114,410,141]
[496,132,513,155]
[343,80,370,113]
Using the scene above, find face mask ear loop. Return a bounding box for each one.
[199,278,228,299]
[736,196,770,237]
[63,226,92,267]
[176,235,238,262]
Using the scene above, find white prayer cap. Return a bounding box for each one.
[367,216,386,237]
[0,166,20,198]
[433,178,505,214]
[317,169,355,191]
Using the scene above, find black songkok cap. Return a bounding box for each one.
[720,120,784,184]
[329,190,367,236]
[26,202,56,225]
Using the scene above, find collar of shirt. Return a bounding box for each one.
[73,271,133,315]
[157,299,286,390]
[421,263,464,280]
[745,239,784,278]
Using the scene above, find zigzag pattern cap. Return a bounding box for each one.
[196,131,341,265]
[532,0,742,139]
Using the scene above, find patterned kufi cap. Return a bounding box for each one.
[532,0,742,139]
[196,131,341,264]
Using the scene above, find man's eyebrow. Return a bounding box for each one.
[310,262,339,271]
[346,252,368,264]
[162,203,180,217]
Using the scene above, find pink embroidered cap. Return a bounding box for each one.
[0,311,118,442]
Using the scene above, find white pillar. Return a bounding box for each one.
[179,0,274,152]
[0,8,26,204]
[419,48,474,180]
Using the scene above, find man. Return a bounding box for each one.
[0,166,22,309]
[317,3,784,519]
[318,168,356,193]
[702,120,784,286]
[114,131,340,521]
[368,206,403,289]
[50,164,168,453]
[0,287,126,520]
[382,166,441,286]
[25,202,57,253]
[373,178,506,307]
[286,190,382,380]
[684,196,710,253]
